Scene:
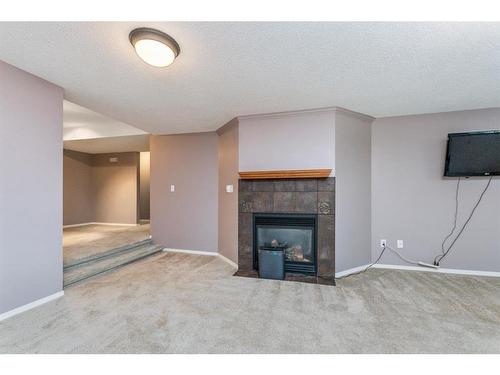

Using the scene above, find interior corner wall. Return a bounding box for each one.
[63,151,140,226]
[372,108,500,272]
[63,149,94,225]
[218,119,239,263]
[334,111,373,272]
[139,152,151,220]
[150,133,219,253]
[0,60,64,315]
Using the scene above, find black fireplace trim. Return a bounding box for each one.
[253,213,318,275]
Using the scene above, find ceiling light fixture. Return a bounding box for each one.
[129,28,180,68]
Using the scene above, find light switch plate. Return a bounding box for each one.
[170,185,175,192]
[226,184,234,193]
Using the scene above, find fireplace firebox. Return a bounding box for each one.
[253,213,317,275]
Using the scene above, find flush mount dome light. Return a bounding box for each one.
[129,28,180,67]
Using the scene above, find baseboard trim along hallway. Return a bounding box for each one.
[0,291,64,322]
[63,222,139,228]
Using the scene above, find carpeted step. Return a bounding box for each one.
[63,243,163,287]
[64,238,153,269]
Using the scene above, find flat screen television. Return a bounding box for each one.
[444,131,500,177]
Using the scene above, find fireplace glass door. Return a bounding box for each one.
[253,214,317,274]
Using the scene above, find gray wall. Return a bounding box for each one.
[63,150,94,225]
[63,151,140,225]
[217,119,239,263]
[0,60,64,314]
[335,110,373,272]
[92,152,139,225]
[372,108,500,272]
[238,110,335,175]
[150,133,219,253]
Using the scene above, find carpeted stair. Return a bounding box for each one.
[63,239,163,287]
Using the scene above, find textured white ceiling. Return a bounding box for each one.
[64,100,147,141]
[1,22,500,134]
[64,134,150,154]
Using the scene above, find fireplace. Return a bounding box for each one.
[254,214,317,275]
[237,177,335,285]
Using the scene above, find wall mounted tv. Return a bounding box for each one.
[444,131,500,177]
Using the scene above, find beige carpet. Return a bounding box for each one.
[63,224,150,266]
[1,252,499,353]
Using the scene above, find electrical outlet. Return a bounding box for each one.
[397,240,404,249]
[380,239,387,248]
[170,185,175,192]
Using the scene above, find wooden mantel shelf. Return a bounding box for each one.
[239,169,332,180]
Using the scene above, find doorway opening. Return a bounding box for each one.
[62,101,159,287]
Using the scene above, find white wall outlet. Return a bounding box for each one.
[225,184,234,193]
[109,157,118,163]
[380,239,387,248]
[397,240,404,249]
[170,185,175,192]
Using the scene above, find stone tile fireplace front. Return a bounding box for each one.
[235,177,335,285]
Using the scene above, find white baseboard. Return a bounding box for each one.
[0,291,64,322]
[93,222,138,227]
[163,249,496,277]
[63,222,138,228]
[335,264,372,278]
[218,253,238,269]
[335,263,500,278]
[163,248,218,256]
[164,250,495,277]
[372,263,500,278]
[163,248,238,269]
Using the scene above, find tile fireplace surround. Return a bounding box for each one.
[235,177,335,286]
